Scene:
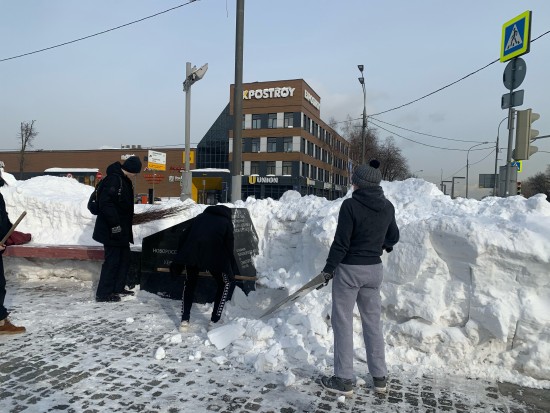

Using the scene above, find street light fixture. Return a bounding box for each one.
[358,64,367,165]
[466,141,489,199]
[180,62,208,201]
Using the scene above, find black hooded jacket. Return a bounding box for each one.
[173,205,239,276]
[323,186,399,274]
[0,193,12,249]
[92,162,135,246]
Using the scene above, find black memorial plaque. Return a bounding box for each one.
[140,208,258,302]
[231,208,259,278]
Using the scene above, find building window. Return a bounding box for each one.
[250,161,259,175]
[242,114,246,130]
[284,112,293,128]
[266,161,276,175]
[251,138,260,152]
[283,137,292,152]
[302,162,309,177]
[267,137,277,153]
[282,161,292,175]
[267,113,277,129]
[252,114,261,129]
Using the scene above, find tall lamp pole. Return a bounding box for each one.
[466,141,488,198]
[180,62,208,201]
[358,65,367,165]
[494,117,508,196]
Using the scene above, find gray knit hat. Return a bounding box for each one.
[352,159,382,188]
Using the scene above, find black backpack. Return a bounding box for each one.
[87,176,122,215]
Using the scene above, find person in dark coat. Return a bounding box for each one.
[170,205,239,331]
[0,168,26,334]
[319,159,399,396]
[93,156,141,302]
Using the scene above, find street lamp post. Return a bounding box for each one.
[358,65,367,165]
[494,117,508,196]
[180,62,208,201]
[466,141,489,198]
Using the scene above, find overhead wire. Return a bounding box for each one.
[0,1,198,63]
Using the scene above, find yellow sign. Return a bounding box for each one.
[147,150,166,171]
[182,150,195,165]
[500,10,531,62]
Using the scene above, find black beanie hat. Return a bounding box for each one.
[121,156,142,174]
[352,159,382,188]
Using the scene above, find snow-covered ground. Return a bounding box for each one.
[1,169,549,390]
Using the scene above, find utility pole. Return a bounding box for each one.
[180,62,208,201]
[231,0,245,203]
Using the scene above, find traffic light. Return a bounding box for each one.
[516,181,522,195]
[514,109,540,160]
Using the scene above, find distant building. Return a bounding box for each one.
[197,79,350,200]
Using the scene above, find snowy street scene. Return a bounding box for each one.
[1,2,550,412]
[1,171,549,412]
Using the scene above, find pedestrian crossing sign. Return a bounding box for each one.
[500,11,531,62]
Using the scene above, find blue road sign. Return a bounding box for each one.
[500,11,532,62]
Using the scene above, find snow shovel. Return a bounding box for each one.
[259,272,331,319]
[0,211,27,245]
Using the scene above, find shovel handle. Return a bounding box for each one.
[0,211,27,246]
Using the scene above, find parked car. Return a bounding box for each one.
[135,193,161,204]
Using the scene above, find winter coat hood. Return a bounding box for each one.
[352,186,387,212]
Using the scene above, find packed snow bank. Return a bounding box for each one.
[2,175,549,387]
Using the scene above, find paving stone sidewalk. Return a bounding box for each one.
[1,277,548,413]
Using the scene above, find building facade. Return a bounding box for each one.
[196,79,350,200]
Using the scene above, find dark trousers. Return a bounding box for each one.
[181,265,235,323]
[0,257,8,320]
[96,245,130,298]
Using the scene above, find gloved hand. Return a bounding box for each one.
[383,245,393,253]
[110,225,122,241]
[316,271,334,290]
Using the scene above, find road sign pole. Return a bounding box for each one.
[504,108,516,197]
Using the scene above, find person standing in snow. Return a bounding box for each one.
[169,205,238,331]
[93,156,142,302]
[319,159,399,396]
[0,167,26,334]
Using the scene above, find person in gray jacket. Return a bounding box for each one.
[319,159,399,396]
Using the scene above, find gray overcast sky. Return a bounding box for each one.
[1,0,549,197]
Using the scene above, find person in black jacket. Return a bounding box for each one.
[170,205,239,331]
[93,156,141,302]
[0,170,26,334]
[319,159,399,396]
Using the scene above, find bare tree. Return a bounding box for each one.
[522,165,550,201]
[374,137,410,181]
[17,120,38,178]
[340,115,378,167]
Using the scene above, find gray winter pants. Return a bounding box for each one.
[332,262,387,380]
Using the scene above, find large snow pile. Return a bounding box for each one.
[2,173,549,388]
